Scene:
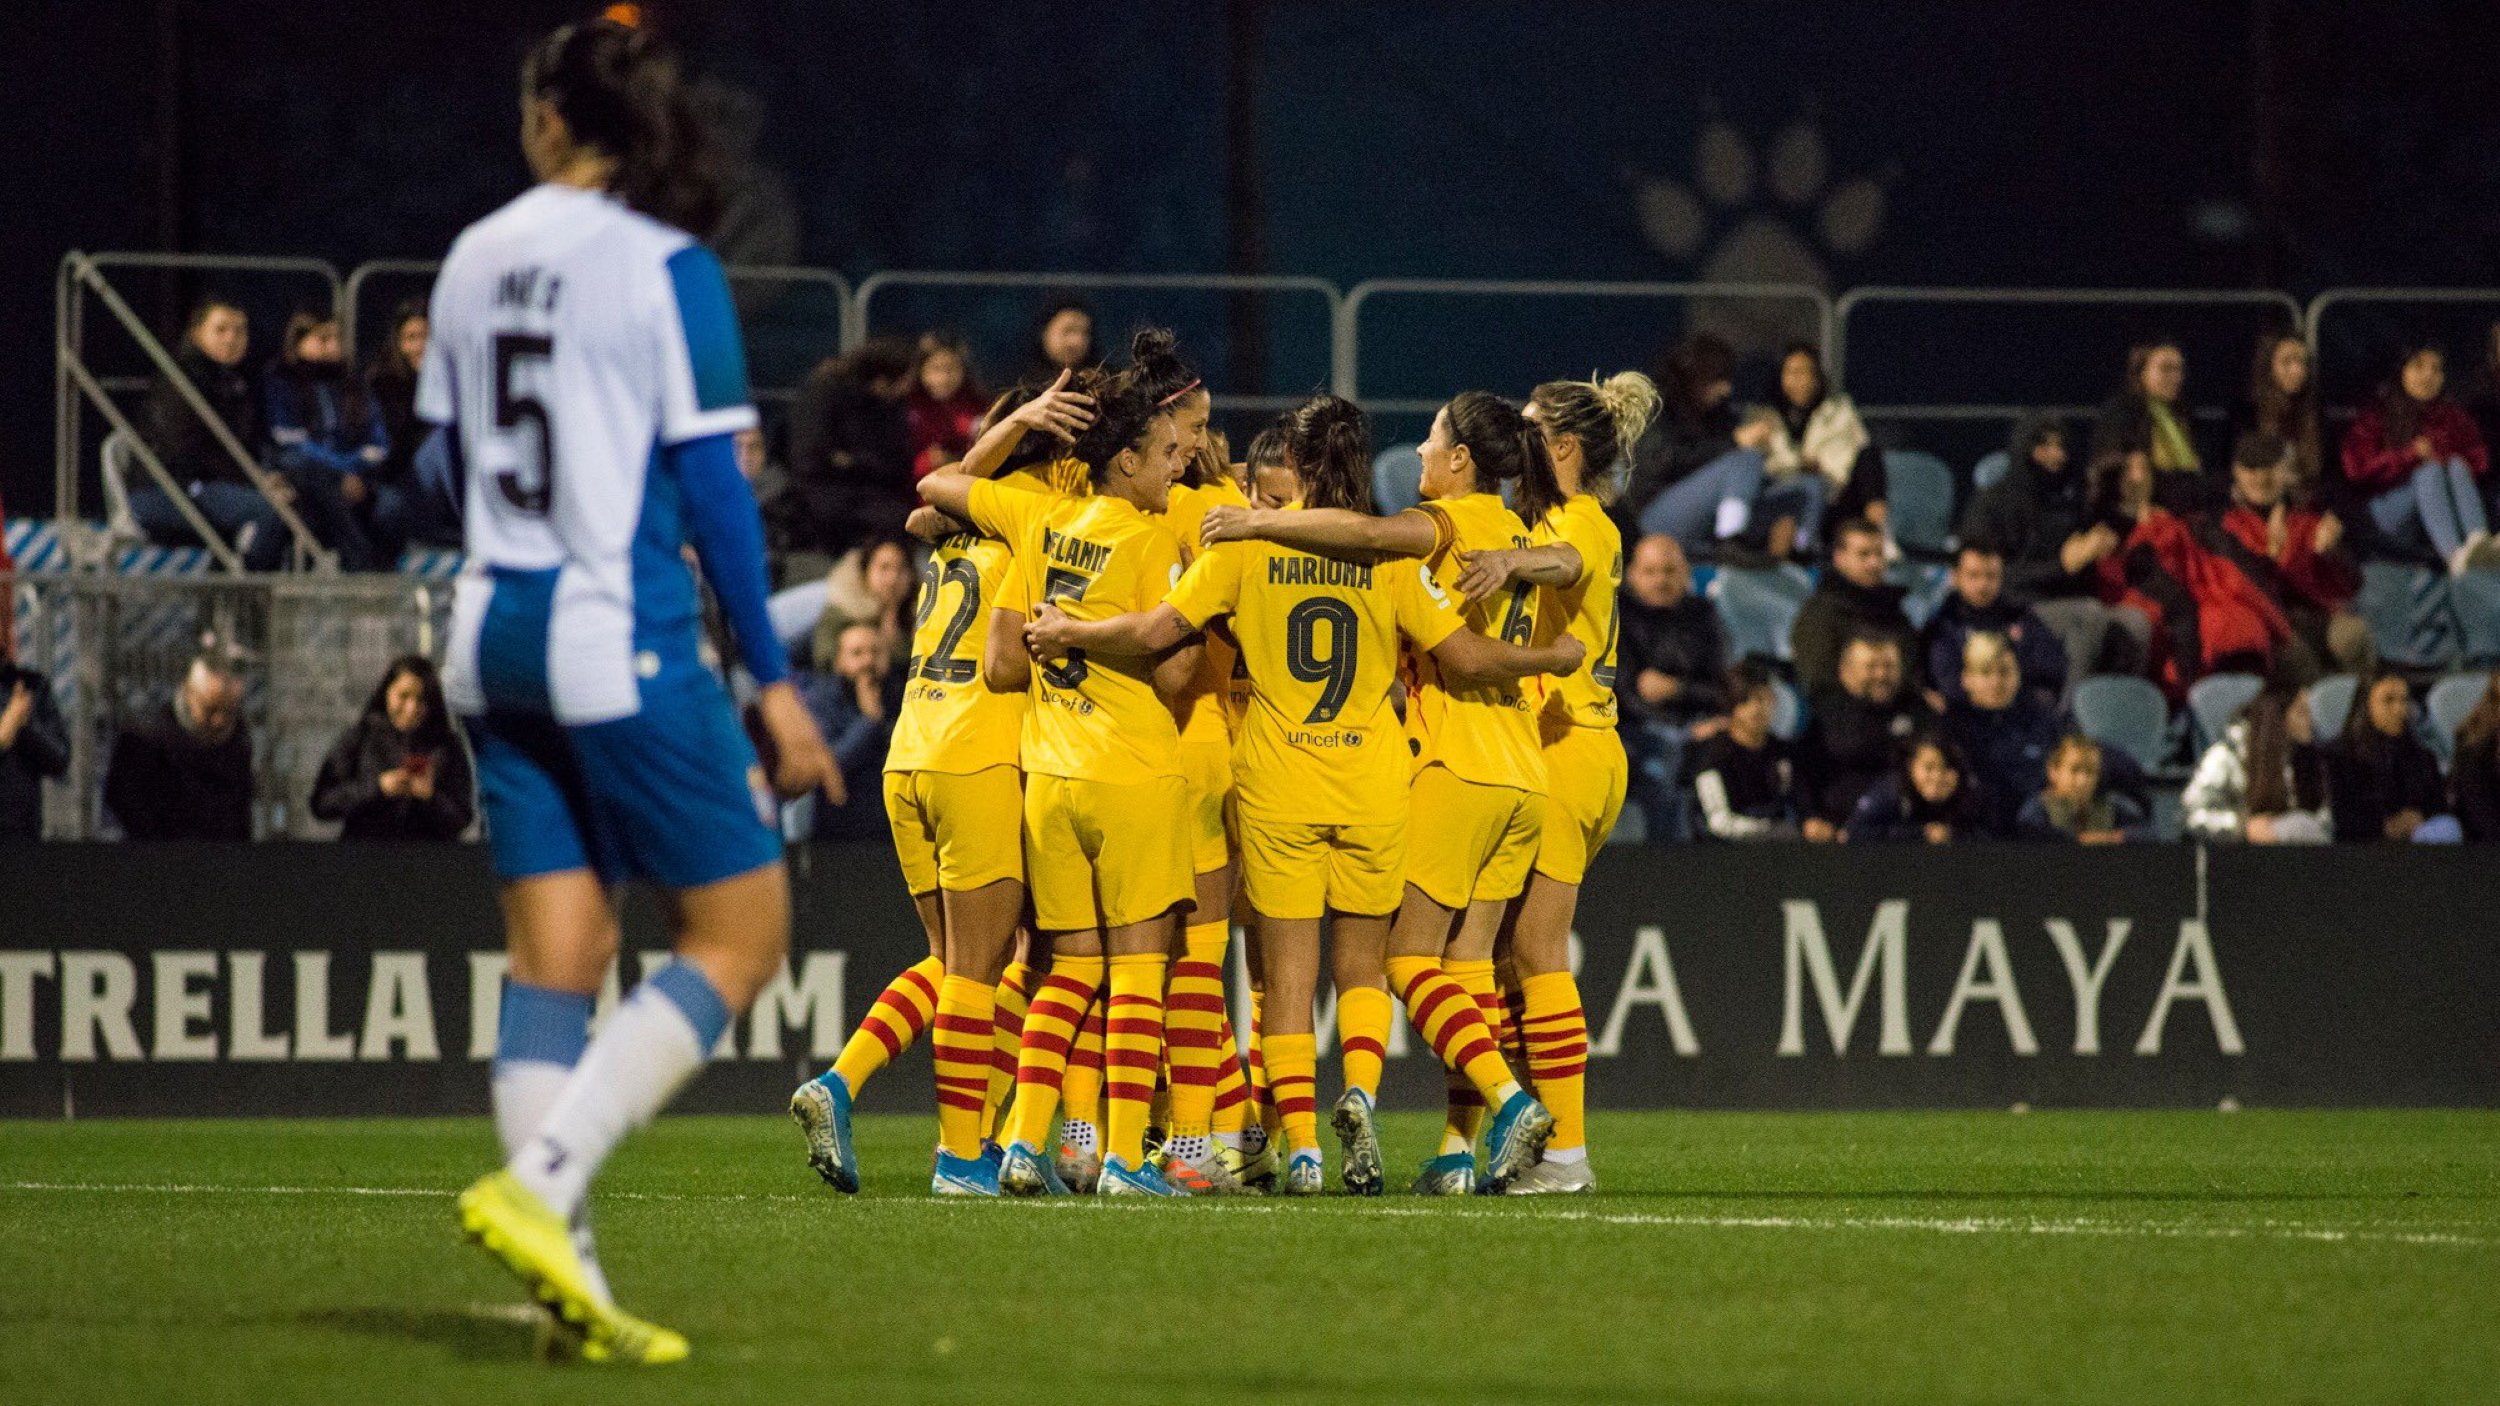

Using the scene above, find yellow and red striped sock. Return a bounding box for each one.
[984,962,1033,1140]
[1265,1032,1319,1154]
[1441,959,1502,1151]
[1520,971,1591,1155]
[1102,953,1169,1168]
[1501,978,1532,1077]
[1161,922,1231,1142]
[1211,1013,1251,1140]
[1335,985,1393,1102]
[1059,1001,1107,1144]
[930,975,994,1159]
[1003,954,1103,1152]
[1386,955,1520,1112]
[830,955,943,1098]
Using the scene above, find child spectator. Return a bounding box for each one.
[2207,431,2372,683]
[265,311,392,570]
[1845,733,1980,844]
[2182,685,2331,844]
[1615,533,1728,837]
[2092,340,2216,516]
[1959,413,2152,685]
[2448,673,2500,841]
[1797,632,1930,837]
[906,330,987,479]
[1942,631,2065,838]
[103,648,254,841]
[2091,451,2289,691]
[2327,669,2458,843]
[1688,661,1800,840]
[0,637,68,840]
[2018,734,2154,843]
[2236,333,2325,502]
[309,656,474,841]
[1764,341,1883,532]
[2338,344,2498,576]
[796,622,900,840]
[1790,518,1914,696]
[133,296,286,571]
[1922,543,2067,709]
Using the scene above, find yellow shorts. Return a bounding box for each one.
[1403,764,1542,909]
[1236,812,1405,921]
[1533,724,1628,885]
[881,765,1024,896]
[1178,727,1233,876]
[1022,773,1194,933]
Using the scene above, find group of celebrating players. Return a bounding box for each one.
[789,325,1660,1201]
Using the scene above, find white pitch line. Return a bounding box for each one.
[3,1180,2489,1247]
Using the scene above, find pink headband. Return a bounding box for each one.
[1157,379,1204,407]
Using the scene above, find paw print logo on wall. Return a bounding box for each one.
[1629,111,1890,354]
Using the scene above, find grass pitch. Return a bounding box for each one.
[2,1110,2494,1404]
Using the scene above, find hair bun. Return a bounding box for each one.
[1129,327,1180,364]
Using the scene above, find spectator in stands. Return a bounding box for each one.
[1797,632,1929,838]
[265,311,392,570]
[0,638,68,840]
[1017,298,1095,384]
[2236,333,2325,502]
[133,296,286,571]
[797,622,899,840]
[2017,734,2154,843]
[1615,533,1727,839]
[2183,685,2331,844]
[1943,630,2065,838]
[1790,518,1913,696]
[808,534,917,674]
[2207,431,2371,684]
[1961,412,2152,687]
[1845,733,1980,844]
[906,330,986,480]
[309,656,473,841]
[2327,669,2458,843]
[363,301,457,550]
[2091,450,2288,692]
[2447,673,2500,841]
[1626,333,1818,559]
[1688,661,1800,841]
[773,336,919,562]
[2092,340,2216,516]
[2464,320,2500,464]
[1765,341,1885,531]
[103,648,253,841]
[1922,543,2067,709]
[2338,343,2499,576]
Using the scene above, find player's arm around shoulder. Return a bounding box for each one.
[1199,503,1440,563]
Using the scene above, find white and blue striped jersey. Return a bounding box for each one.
[418,183,767,724]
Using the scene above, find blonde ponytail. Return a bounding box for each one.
[1530,369,1660,506]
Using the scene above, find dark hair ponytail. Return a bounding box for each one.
[522,20,726,238]
[1281,394,1372,513]
[1444,390,1564,523]
[1125,326,1202,409]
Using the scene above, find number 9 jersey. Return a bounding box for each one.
[421,184,756,725]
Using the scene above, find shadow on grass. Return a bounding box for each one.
[298,1305,546,1362]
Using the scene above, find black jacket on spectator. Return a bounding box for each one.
[104,699,252,841]
[1620,400,1739,529]
[146,345,260,489]
[2452,731,2500,841]
[1845,772,1982,842]
[1685,731,1798,837]
[1942,695,2064,838]
[367,362,423,492]
[1789,576,1914,698]
[1920,593,2068,709]
[0,663,69,840]
[1615,593,1728,729]
[1797,689,1932,824]
[773,363,915,558]
[2091,391,2221,515]
[2327,727,2447,843]
[1959,415,2097,603]
[309,715,474,841]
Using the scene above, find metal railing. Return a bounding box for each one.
[1337,278,1832,410]
[339,258,442,357]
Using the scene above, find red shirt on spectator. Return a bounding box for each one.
[2215,503,2358,611]
[2339,399,2488,492]
[2096,509,2289,692]
[906,387,984,480]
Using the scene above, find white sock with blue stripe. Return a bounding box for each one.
[511,961,730,1222]
[493,980,613,1308]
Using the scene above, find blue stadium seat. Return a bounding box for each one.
[1892,561,1952,629]
[2425,671,2492,768]
[2187,672,2264,751]
[1709,563,1814,664]
[2355,562,2459,670]
[2070,674,2169,772]
[2304,673,2358,740]
[1882,449,1956,560]
[1372,444,1422,517]
[2451,570,2500,667]
[1970,449,2010,492]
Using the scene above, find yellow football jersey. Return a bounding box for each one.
[968,480,1185,782]
[1406,492,1549,793]
[1532,493,1624,730]
[1166,541,1463,825]
[886,471,1063,774]
[1159,477,1251,747]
